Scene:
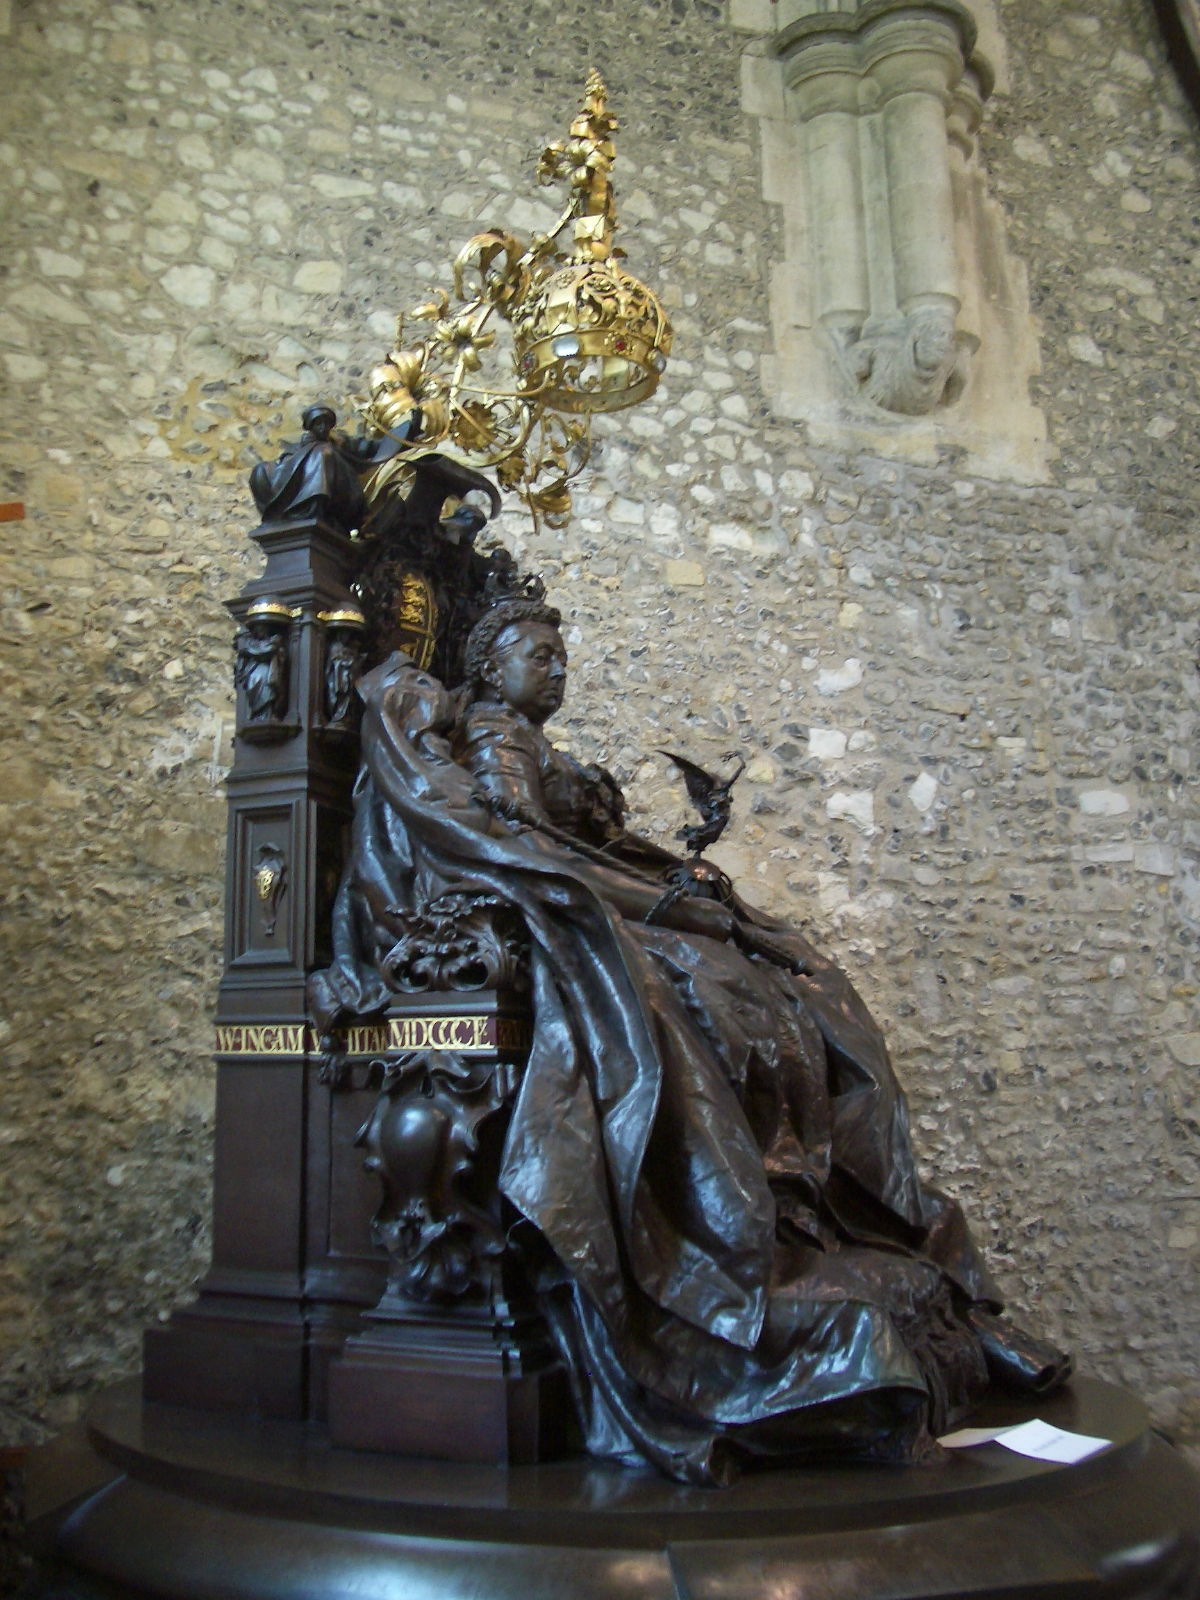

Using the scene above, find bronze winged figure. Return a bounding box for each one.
[658,749,746,855]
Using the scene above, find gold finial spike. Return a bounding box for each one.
[537,69,619,262]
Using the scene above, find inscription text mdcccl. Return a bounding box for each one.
[214,1014,530,1058]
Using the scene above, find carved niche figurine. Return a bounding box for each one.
[249,403,368,533]
[320,607,367,729]
[310,590,1076,1486]
[233,597,292,725]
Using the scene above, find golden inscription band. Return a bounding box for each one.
[215,1023,315,1056]
[214,1014,531,1058]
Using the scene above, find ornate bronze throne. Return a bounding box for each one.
[320,893,572,1464]
[142,71,672,1464]
[142,500,373,1426]
[143,459,571,1463]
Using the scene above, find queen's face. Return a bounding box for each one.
[484,622,567,725]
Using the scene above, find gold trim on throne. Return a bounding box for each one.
[393,571,439,671]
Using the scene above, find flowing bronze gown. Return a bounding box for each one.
[310,654,1071,1486]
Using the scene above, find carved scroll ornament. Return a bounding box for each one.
[357,1050,517,1301]
[380,892,531,995]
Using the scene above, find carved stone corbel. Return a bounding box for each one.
[742,0,1049,480]
[847,304,966,416]
[775,0,984,417]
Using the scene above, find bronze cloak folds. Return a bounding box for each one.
[310,654,1068,1485]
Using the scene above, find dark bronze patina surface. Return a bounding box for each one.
[154,411,1078,1485]
[26,1377,1200,1598]
[1155,0,1200,115]
[303,593,1073,1485]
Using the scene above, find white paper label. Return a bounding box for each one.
[938,1417,1110,1464]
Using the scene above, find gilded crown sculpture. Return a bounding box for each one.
[357,69,672,531]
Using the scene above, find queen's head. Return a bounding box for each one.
[462,599,566,726]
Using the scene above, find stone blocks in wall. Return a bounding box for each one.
[741,0,1048,482]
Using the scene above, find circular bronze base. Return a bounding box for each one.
[39,1377,1200,1599]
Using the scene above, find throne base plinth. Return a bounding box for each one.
[142,1303,308,1421]
[327,1332,572,1464]
[327,1294,573,1464]
[26,1377,1200,1600]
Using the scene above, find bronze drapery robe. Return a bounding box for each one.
[310,653,1062,1484]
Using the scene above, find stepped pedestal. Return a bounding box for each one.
[24,1377,1200,1600]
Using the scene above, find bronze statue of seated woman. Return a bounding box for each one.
[309,596,1071,1486]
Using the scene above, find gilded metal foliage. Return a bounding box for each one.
[355,73,672,532]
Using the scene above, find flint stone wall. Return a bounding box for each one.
[2,0,1200,1457]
